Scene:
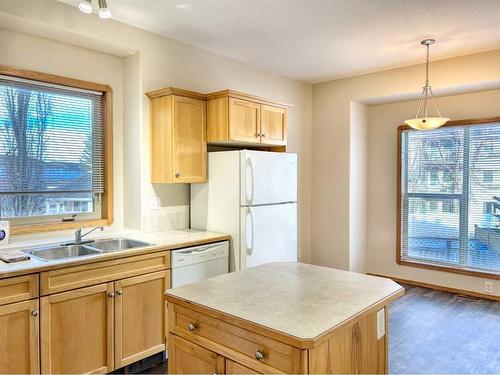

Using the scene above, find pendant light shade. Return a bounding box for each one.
[404,39,448,131]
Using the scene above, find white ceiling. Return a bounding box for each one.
[60,0,500,83]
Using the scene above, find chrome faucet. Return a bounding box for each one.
[74,226,104,245]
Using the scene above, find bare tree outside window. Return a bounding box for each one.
[1,87,52,217]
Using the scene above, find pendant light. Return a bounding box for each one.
[404,39,448,131]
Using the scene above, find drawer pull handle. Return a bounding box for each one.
[255,350,265,361]
[187,322,198,332]
[31,310,39,317]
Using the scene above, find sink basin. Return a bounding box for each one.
[87,238,153,253]
[24,245,101,261]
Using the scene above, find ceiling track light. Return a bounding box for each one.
[404,39,449,131]
[98,0,112,19]
[78,0,112,19]
[78,0,92,14]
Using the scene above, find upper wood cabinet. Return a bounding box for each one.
[207,90,290,147]
[147,88,207,184]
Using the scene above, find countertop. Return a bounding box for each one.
[166,262,404,341]
[0,228,230,279]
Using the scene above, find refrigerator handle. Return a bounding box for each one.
[245,207,255,255]
[246,157,255,205]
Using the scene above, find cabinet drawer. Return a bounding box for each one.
[41,251,170,295]
[0,274,39,305]
[170,304,301,373]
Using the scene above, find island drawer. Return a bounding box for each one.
[0,274,39,306]
[169,304,302,373]
[40,251,170,295]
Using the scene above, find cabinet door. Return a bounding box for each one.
[260,105,287,145]
[168,334,225,374]
[225,359,261,374]
[114,270,170,368]
[41,283,114,374]
[229,98,261,143]
[172,95,207,183]
[0,300,39,374]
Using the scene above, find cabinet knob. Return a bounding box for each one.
[255,350,265,361]
[116,290,123,296]
[108,292,115,298]
[31,310,39,317]
[187,322,198,332]
[261,133,266,137]
[175,172,180,178]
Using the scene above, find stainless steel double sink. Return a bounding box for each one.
[23,238,154,262]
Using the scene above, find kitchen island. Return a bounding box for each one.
[165,262,404,374]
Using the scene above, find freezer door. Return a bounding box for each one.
[240,150,297,206]
[240,203,297,269]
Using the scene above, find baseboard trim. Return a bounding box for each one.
[367,273,500,302]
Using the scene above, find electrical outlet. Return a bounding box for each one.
[376,308,385,340]
[485,281,494,294]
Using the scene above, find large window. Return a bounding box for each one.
[0,67,112,233]
[398,118,500,277]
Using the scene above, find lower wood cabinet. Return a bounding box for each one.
[40,270,170,374]
[114,271,169,368]
[40,283,115,374]
[226,358,260,374]
[168,334,226,375]
[0,299,39,374]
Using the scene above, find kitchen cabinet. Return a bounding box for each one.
[40,283,115,374]
[41,270,171,374]
[207,90,290,148]
[114,271,170,368]
[0,299,39,374]
[226,359,260,374]
[147,88,207,184]
[168,334,225,375]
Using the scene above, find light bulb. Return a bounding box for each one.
[98,0,112,19]
[78,0,92,14]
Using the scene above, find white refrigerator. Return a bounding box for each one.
[190,150,297,271]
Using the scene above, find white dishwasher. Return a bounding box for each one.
[171,241,229,287]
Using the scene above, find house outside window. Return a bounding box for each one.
[398,119,500,276]
[0,68,112,233]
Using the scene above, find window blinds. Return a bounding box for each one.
[400,123,500,274]
[0,75,104,196]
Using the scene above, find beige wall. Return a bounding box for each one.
[368,89,500,297]
[0,27,125,229]
[0,0,312,261]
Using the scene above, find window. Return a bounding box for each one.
[398,119,500,276]
[0,67,112,233]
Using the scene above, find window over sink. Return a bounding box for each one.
[398,118,500,277]
[0,66,113,233]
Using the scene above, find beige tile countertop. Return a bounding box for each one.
[0,228,230,278]
[166,262,404,341]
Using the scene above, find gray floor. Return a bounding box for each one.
[389,284,500,374]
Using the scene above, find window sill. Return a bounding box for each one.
[397,258,500,281]
[11,218,112,236]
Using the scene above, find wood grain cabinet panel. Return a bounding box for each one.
[206,90,290,148]
[260,105,287,146]
[172,96,207,183]
[147,88,207,184]
[41,283,114,374]
[0,274,38,306]
[114,270,170,368]
[228,98,261,144]
[0,299,39,374]
[225,358,261,374]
